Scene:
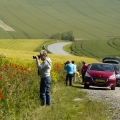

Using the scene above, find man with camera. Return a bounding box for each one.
[64,60,74,86]
[34,50,52,106]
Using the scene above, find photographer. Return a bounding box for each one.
[64,60,74,86]
[34,50,52,106]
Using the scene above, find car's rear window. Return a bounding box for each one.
[90,63,114,72]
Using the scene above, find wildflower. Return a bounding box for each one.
[36,80,39,82]
[0,75,3,80]
[24,84,27,87]
[8,84,11,88]
[0,95,3,99]
[4,64,8,70]
[22,78,25,81]
[0,90,2,94]
[0,67,2,71]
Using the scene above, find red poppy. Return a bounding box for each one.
[22,78,25,81]
[0,90,2,94]
[24,84,27,87]
[0,95,3,99]
[8,84,11,88]
[0,67,2,71]
[0,75,3,80]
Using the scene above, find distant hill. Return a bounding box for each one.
[0,0,120,40]
[71,39,120,59]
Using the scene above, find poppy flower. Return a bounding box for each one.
[0,90,2,94]
[0,95,3,99]
[0,75,3,80]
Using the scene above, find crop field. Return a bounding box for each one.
[0,39,48,52]
[0,39,98,67]
[71,39,120,59]
[1,39,120,60]
[0,0,120,40]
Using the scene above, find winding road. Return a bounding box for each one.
[48,42,72,55]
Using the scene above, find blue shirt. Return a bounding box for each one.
[64,63,74,74]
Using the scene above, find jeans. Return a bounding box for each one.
[66,74,73,86]
[82,73,85,83]
[40,76,51,106]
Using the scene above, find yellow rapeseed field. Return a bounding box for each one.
[0,48,98,67]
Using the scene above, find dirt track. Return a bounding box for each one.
[0,20,15,31]
[83,86,120,120]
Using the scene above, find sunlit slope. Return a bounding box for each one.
[71,39,120,58]
[0,39,48,52]
[0,47,98,68]
[0,0,120,40]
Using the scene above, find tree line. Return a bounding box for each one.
[49,31,74,41]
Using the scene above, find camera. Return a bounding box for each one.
[64,62,67,65]
[33,55,41,59]
[64,61,70,65]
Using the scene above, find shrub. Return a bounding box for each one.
[49,31,74,41]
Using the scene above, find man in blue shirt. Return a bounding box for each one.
[64,60,74,86]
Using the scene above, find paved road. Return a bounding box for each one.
[48,42,72,55]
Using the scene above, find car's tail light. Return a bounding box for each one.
[85,72,92,78]
[109,74,116,79]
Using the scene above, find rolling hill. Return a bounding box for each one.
[71,39,120,59]
[0,0,120,40]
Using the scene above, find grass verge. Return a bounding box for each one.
[25,81,112,120]
[63,43,72,55]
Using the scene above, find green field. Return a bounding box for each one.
[71,39,120,59]
[0,0,120,40]
[1,39,120,61]
[0,39,48,52]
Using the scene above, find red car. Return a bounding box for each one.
[84,63,116,90]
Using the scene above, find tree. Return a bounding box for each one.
[61,31,74,41]
[49,31,74,41]
[49,33,61,39]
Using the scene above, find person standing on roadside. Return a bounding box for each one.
[64,60,74,86]
[81,61,88,84]
[35,50,52,106]
[72,60,77,82]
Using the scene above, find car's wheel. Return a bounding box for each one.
[111,86,115,90]
[84,84,89,89]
